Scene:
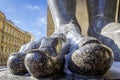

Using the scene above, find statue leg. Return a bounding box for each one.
[87,0,120,61]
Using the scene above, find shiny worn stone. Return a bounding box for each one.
[7,40,42,75]
[25,37,66,78]
[68,42,114,76]
[7,53,27,75]
[25,49,65,78]
[7,0,118,78]
[87,0,119,61]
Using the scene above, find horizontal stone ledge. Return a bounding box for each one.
[0,62,120,80]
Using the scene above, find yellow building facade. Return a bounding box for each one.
[0,11,32,65]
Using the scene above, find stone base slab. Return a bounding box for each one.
[0,62,120,80]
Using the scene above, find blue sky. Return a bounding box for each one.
[0,0,47,41]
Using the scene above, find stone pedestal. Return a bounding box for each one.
[0,62,120,80]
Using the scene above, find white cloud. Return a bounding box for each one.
[37,16,47,27]
[25,4,40,11]
[29,30,33,33]
[12,19,22,24]
[36,31,42,35]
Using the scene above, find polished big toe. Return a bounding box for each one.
[68,37,114,76]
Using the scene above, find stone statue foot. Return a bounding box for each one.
[7,22,114,78]
[49,23,113,76]
[24,35,67,78]
[68,37,114,76]
[7,41,41,75]
[88,16,120,61]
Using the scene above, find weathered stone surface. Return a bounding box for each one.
[25,50,64,78]
[87,0,117,23]
[7,53,28,75]
[0,62,120,80]
[87,0,120,61]
[88,16,120,61]
[68,37,114,76]
[46,0,114,76]
[25,36,67,78]
[7,0,120,78]
[7,41,42,75]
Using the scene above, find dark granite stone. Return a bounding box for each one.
[7,40,42,75]
[87,0,117,23]
[87,0,120,61]
[25,50,65,78]
[25,37,66,79]
[7,53,28,75]
[88,16,120,61]
[68,38,114,76]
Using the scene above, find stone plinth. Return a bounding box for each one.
[0,62,120,80]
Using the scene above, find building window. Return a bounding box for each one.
[5,26,8,31]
